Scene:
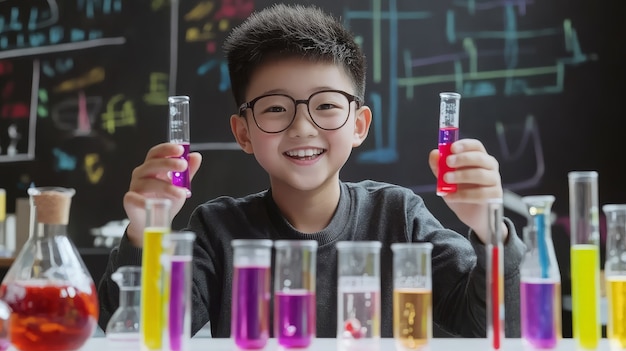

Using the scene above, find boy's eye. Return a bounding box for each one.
[315,103,337,110]
[265,105,287,113]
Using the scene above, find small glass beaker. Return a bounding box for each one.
[106,266,141,348]
[231,239,272,349]
[162,231,196,351]
[603,204,626,351]
[336,241,381,349]
[273,240,318,348]
[391,242,433,351]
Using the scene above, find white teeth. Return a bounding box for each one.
[286,148,323,157]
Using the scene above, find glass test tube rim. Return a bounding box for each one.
[231,239,273,249]
[567,170,598,181]
[27,186,76,197]
[164,231,196,242]
[274,239,319,250]
[439,92,461,100]
[602,204,626,213]
[390,242,433,252]
[336,240,382,251]
[168,95,190,104]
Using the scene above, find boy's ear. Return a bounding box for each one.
[230,114,254,154]
[352,105,372,147]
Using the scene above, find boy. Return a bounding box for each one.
[98,3,525,338]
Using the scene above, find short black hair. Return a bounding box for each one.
[223,3,366,107]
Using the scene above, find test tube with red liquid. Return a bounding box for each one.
[437,92,461,196]
[168,96,191,197]
[486,198,505,350]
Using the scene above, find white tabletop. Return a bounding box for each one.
[4,337,613,351]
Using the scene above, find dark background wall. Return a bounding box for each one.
[0,1,623,271]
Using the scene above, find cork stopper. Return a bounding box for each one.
[28,187,75,225]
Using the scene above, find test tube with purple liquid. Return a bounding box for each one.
[162,232,195,351]
[168,96,191,197]
[274,240,318,348]
[231,239,272,349]
[437,92,461,196]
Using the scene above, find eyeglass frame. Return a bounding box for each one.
[238,89,363,134]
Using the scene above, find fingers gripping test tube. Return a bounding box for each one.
[168,96,191,197]
[437,92,461,196]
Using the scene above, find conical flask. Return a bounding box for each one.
[0,187,99,351]
[519,195,561,349]
[106,266,141,348]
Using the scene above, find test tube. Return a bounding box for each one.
[140,198,172,351]
[391,242,433,351]
[436,92,461,196]
[336,241,381,350]
[0,189,6,256]
[168,96,191,197]
[568,171,601,350]
[602,204,626,351]
[162,231,195,351]
[486,198,504,350]
[231,239,272,349]
[273,240,318,348]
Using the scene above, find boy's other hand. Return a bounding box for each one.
[123,142,203,247]
[428,139,507,243]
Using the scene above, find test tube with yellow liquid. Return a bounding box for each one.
[568,171,601,350]
[141,198,172,351]
[603,204,626,351]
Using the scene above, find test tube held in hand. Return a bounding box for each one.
[437,92,461,196]
[486,198,504,350]
[568,171,601,350]
[168,96,191,197]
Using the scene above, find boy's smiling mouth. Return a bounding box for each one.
[284,148,325,160]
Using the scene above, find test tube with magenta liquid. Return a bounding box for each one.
[437,92,461,196]
[168,96,191,197]
[569,171,601,350]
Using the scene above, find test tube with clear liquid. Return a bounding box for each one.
[486,198,504,350]
[437,92,461,196]
[568,171,601,350]
[168,96,191,197]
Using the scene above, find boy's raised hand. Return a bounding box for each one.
[428,139,506,243]
[123,143,203,247]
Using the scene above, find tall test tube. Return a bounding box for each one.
[486,198,505,350]
[437,92,461,196]
[168,96,191,197]
[602,204,626,351]
[140,198,172,351]
[568,171,601,350]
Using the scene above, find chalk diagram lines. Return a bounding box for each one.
[0,0,126,164]
[344,0,596,193]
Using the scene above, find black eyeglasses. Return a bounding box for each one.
[238,89,363,133]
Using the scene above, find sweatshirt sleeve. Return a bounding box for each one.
[96,233,143,332]
[469,217,525,337]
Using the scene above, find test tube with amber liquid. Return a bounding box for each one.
[603,204,626,351]
[140,198,172,351]
[568,171,601,350]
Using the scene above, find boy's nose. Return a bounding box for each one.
[287,105,318,137]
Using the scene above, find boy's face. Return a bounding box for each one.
[230,57,371,194]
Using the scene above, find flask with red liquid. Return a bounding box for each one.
[0,187,99,351]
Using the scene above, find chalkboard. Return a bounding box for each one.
[0,0,623,248]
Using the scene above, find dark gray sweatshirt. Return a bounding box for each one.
[97,180,524,338]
